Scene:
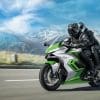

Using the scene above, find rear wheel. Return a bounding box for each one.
[39,64,62,91]
[88,71,100,87]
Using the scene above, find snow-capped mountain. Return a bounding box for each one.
[0,33,45,54]
[0,28,99,55]
[0,28,65,54]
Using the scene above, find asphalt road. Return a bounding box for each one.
[0,69,100,100]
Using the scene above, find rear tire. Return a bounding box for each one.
[39,64,61,91]
[88,80,100,87]
[88,71,100,87]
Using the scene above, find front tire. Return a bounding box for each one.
[39,64,62,91]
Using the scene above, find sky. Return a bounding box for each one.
[0,0,100,35]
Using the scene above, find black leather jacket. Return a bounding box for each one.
[66,28,99,50]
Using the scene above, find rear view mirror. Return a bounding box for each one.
[44,42,50,46]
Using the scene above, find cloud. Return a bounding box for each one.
[0,0,46,14]
[0,14,32,34]
[0,13,44,34]
[0,0,100,35]
[0,0,46,34]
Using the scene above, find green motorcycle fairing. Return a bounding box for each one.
[46,43,61,54]
[45,43,87,84]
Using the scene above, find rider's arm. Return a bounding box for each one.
[63,38,71,46]
[74,31,95,48]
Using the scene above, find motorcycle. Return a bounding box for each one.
[39,35,100,91]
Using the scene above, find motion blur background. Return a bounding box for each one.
[0,0,100,68]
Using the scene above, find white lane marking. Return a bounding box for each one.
[5,79,39,82]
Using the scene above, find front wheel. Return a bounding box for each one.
[39,64,62,91]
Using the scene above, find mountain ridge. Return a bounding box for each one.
[0,31,99,55]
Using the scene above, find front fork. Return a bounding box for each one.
[45,61,59,75]
[45,60,67,83]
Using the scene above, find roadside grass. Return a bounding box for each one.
[0,51,45,68]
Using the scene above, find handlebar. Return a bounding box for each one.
[62,44,80,49]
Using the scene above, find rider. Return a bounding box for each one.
[64,22,100,79]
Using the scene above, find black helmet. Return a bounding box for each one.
[68,22,85,38]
